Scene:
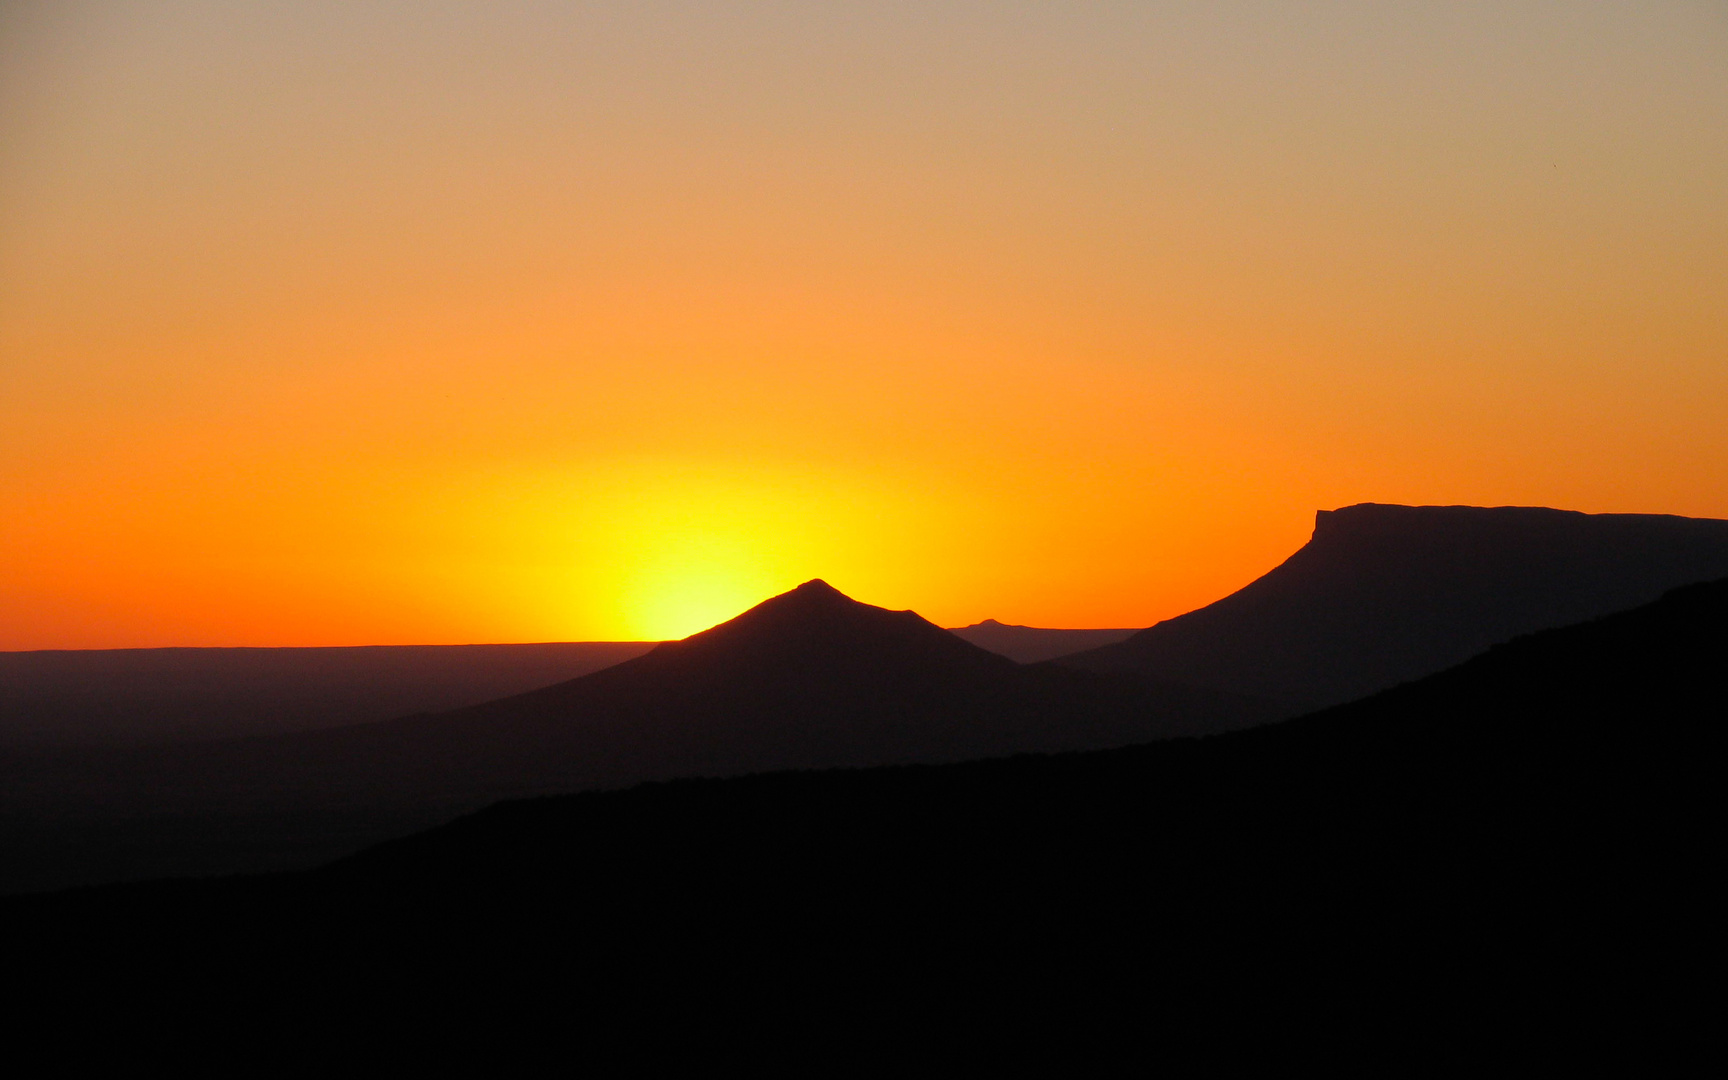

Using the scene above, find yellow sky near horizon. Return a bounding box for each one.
[3,1,1725,646]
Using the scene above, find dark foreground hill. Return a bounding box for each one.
[0,641,656,747]
[1061,502,1728,710]
[947,619,1137,662]
[0,581,1271,893]
[8,580,1720,1051]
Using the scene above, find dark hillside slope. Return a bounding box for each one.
[10,579,1721,1037]
[0,581,1270,892]
[0,641,656,747]
[948,619,1136,662]
[1061,502,1728,709]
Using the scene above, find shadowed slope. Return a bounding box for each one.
[0,580,1271,892]
[1061,503,1728,710]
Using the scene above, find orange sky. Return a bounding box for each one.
[3,2,1726,646]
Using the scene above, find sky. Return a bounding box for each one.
[2,1,1725,647]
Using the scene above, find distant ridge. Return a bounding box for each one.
[948,619,1137,663]
[0,579,1273,893]
[1060,503,1728,709]
[0,641,658,747]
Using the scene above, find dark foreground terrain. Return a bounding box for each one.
[8,579,1719,1051]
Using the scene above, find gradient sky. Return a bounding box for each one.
[3,1,1725,647]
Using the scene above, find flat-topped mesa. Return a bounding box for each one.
[1307,502,1718,546]
[1310,502,1571,547]
[1061,503,1728,711]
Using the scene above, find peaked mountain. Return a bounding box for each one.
[13,579,1721,1044]
[1060,503,1728,709]
[947,619,1137,663]
[0,580,1272,893]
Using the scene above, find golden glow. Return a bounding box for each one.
[2,4,1725,647]
[591,473,807,640]
[630,573,766,642]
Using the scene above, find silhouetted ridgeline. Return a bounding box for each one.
[1061,503,1728,709]
[0,641,656,747]
[947,619,1137,663]
[0,623,1130,748]
[0,581,1273,892]
[8,579,1721,1049]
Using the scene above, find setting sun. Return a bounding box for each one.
[614,533,784,641]
[626,570,771,642]
[571,464,920,641]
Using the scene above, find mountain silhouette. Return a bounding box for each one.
[0,580,1272,892]
[1060,503,1728,709]
[0,641,656,747]
[10,577,1720,1045]
[947,618,1137,663]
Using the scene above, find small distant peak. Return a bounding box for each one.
[977,618,1005,627]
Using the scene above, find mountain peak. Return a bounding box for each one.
[588,575,1022,696]
[674,578,935,651]
[757,578,859,615]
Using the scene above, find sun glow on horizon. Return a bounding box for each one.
[614,534,783,641]
[573,464,939,641]
[626,572,768,641]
